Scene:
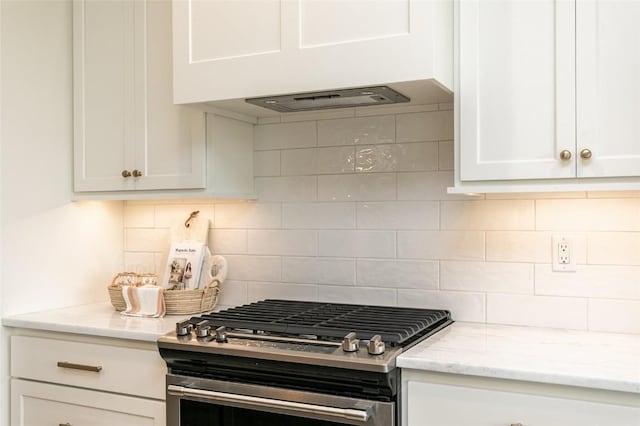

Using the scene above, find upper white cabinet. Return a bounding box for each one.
[74,0,206,193]
[455,0,640,191]
[172,0,453,105]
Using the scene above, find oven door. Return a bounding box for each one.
[167,374,395,426]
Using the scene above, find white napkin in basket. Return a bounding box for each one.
[121,285,166,318]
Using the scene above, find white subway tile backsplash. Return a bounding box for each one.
[281,109,355,123]
[215,203,281,229]
[588,299,640,334]
[438,141,454,171]
[224,255,281,282]
[253,150,281,177]
[397,171,470,201]
[155,204,215,228]
[255,176,317,202]
[248,230,317,256]
[397,290,486,322]
[535,264,640,300]
[209,229,248,254]
[283,203,355,229]
[536,199,640,231]
[317,174,396,201]
[282,257,355,286]
[125,228,169,252]
[486,231,552,263]
[318,115,395,147]
[357,259,438,289]
[217,280,248,307]
[397,231,485,261]
[248,282,318,302]
[441,200,535,231]
[123,205,154,228]
[355,103,438,117]
[254,121,317,150]
[318,286,397,306]
[441,261,534,294]
[356,201,438,230]
[587,232,640,265]
[355,143,438,173]
[124,252,157,274]
[487,294,588,330]
[396,110,453,142]
[281,147,355,176]
[319,230,395,258]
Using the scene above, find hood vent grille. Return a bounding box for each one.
[246,86,409,113]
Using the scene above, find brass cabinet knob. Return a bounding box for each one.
[580,148,592,159]
[121,170,131,178]
[559,150,572,160]
[132,169,142,177]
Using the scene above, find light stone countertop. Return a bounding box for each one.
[2,302,188,342]
[397,322,640,394]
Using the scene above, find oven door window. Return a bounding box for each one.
[180,399,347,426]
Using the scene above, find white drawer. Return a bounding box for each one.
[11,379,165,426]
[11,336,166,400]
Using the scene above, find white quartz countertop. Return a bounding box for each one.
[397,322,640,394]
[2,302,188,342]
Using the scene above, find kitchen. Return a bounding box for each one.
[0,0,639,425]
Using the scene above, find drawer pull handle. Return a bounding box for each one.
[57,361,102,373]
[510,423,525,426]
[59,423,72,426]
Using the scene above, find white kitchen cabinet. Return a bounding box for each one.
[172,0,453,106]
[10,335,167,426]
[403,371,640,426]
[73,0,206,192]
[454,0,640,192]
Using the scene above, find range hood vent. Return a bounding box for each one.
[245,86,410,113]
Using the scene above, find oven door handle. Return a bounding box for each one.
[167,384,372,423]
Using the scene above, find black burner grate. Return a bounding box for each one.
[195,299,451,346]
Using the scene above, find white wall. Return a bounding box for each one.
[124,104,640,336]
[0,1,124,425]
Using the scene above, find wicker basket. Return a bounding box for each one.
[108,273,220,315]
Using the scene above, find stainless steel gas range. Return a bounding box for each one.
[158,299,453,426]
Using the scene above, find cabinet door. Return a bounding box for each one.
[577,0,640,178]
[134,0,205,190]
[73,0,136,191]
[459,0,576,181]
[11,379,165,426]
[173,0,451,104]
[407,381,639,426]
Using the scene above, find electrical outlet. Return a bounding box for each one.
[552,235,576,272]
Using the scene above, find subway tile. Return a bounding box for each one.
[487,294,588,330]
[281,147,355,176]
[318,174,396,201]
[438,102,454,111]
[356,259,438,289]
[214,203,281,229]
[281,108,355,123]
[355,142,438,173]
[255,176,317,202]
[248,230,317,256]
[224,255,281,282]
[283,202,355,229]
[587,191,640,198]
[438,140,454,171]
[155,204,215,228]
[588,299,640,334]
[124,252,157,274]
[397,231,485,261]
[535,264,640,300]
[216,280,248,307]
[355,103,438,117]
[282,257,355,285]
[485,192,586,200]
[356,201,438,230]
[441,200,535,231]
[125,228,169,252]
[123,205,154,228]
[587,233,640,266]
[248,282,318,302]
[487,232,587,264]
[256,116,281,125]
[536,199,640,231]
[319,230,395,258]
[318,286,397,306]
[209,229,247,254]
[441,261,534,294]
[396,110,453,142]
[254,121,317,150]
[317,115,395,146]
[397,171,470,201]
[253,150,280,177]
[397,290,486,322]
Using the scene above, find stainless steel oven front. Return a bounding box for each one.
[166,374,395,426]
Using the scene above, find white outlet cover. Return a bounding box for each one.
[552,235,577,272]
